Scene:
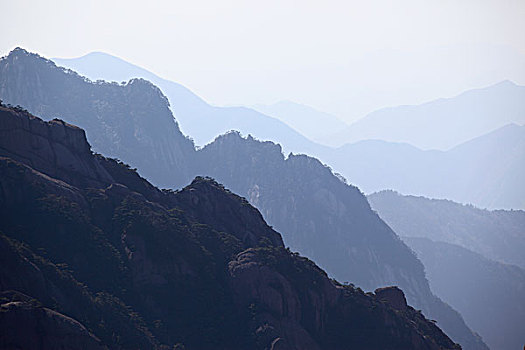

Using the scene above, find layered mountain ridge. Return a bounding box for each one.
[326,79,525,149]
[369,191,525,350]
[0,48,487,349]
[405,237,525,350]
[369,190,525,269]
[0,104,461,349]
[52,50,525,210]
[0,48,195,188]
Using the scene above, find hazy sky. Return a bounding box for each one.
[2,0,525,121]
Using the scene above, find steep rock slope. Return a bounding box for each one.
[0,105,461,349]
[404,237,525,350]
[195,132,487,350]
[0,48,195,188]
[368,191,525,269]
[0,48,486,349]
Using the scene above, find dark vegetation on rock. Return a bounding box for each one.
[0,105,462,349]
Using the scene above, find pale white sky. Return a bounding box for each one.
[2,0,525,121]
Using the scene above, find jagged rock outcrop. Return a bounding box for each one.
[0,106,113,188]
[375,286,408,311]
[228,248,460,350]
[173,178,284,248]
[0,105,460,349]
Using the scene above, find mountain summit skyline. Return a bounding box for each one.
[50,49,525,211]
[0,47,489,349]
[2,1,524,347]
[54,51,525,151]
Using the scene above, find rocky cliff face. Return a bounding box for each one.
[0,105,460,349]
[228,248,458,350]
[196,132,487,350]
[0,106,113,188]
[0,48,195,188]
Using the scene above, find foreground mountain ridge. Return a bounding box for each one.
[0,104,461,349]
[0,48,487,349]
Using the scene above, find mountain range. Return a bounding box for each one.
[0,48,487,349]
[368,190,525,269]
[369,191,525,350]
[0,104,464,349]
[405,237,525,350]
[53,52,323,156]
[325,80,525,150]
[327,124,525,210]
[54,53,525,153]
[251,100,349,143]
[53,51,525,210]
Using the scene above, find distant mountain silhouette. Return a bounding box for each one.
[53,52,328,156]
[53,51,525,211]
[325,124,525,209]
[404,237,525,350]
[368,190,525,268]
[326,80,525,149]
[0,48,487,350]
[252,100,348,143]
[369,190,525,349]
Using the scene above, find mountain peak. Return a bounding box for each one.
[8,47,31,57]
[209,131,284,156]
[5,47,46,63]
[493,79,518,87]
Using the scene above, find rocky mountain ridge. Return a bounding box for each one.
[0,48,487,349]
[0,104,461,349]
